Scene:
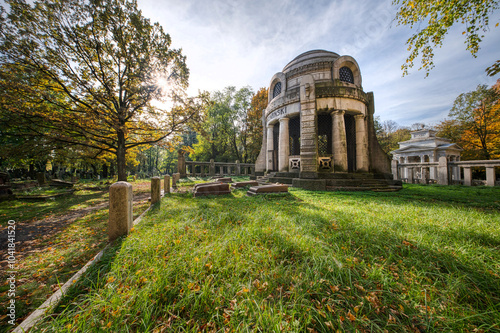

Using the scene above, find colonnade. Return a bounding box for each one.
[266,110,369,173]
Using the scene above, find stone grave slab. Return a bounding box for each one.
[247,184,289,196]
[193,183,231,197]
[215,177,232,183]
[49,179,74,188]
[231,180,259,188]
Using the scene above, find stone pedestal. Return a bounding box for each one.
[463,167,472,186]
[151,177,161,204]
[108,182,133,241]
[172,173,180,189]
[164,174,170,194]
[437,156,449,185]
[486,167,496,186]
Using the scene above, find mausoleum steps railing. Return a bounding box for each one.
[392,157,500,186]
[183,160,255,178]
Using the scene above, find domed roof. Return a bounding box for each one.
[282,49,340,73]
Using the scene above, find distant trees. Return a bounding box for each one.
[0,0,206,181]
[374,117,411,154]
[436,81,500,160]
[190,86,267,163]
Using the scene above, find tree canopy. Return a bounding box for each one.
[0,0,206,180]
[393,0,500,76]
[436,81,500,160]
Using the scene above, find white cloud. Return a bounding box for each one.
[138,0,500,126]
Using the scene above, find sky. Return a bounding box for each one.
[137,0,500,127]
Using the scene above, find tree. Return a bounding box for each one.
[444,82,500,159]
[375,119,411,154]
[0,0,205,181]
[246,88,267,163]
[393,0,500,76]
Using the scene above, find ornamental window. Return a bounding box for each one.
[339,66,354,84]
[272,81,282,98]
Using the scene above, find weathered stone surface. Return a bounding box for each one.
[292,178,326,191]
[172,173,180,188]
[215,177,232,183]
[164,174,170,194]
[49,179,74,188]
[193,183,231,197]
[151,177,161,204]
[193,182,222,189]
[246,184,289,195]
[108,182,133,241]
[231,181,259,188]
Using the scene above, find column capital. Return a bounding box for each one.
[266,123,275,129]
[354,113,366,120]
[279,117,290,124]
[331,109,345,116]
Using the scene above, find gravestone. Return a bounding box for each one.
[108,182,133,241]
[247,184,289,196]
[151,177,161,204]
[193,183,231,197]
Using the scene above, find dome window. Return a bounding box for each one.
[272,81,282,98]
[339,66,354,84]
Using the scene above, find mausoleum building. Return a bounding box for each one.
[254,50,400,191]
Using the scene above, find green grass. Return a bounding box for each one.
[25,184,500,332]
[0,180,152,332]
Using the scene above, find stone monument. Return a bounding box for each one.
[254,50,400,191]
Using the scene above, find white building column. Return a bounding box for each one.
[331,110,347,171]
[266,125,274,171]
[278,117,290,172]
[354,114,369,172]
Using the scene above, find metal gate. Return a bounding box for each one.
[344,114,357,172]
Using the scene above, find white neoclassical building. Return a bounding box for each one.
[254,50,399,191]
[391,129,463,182]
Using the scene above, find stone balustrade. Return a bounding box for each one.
[182,159,255,178]
[391,158,500,186]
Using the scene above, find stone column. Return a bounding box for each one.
[463,167,472,186]
[209,159,215,176]
[178,150,186,178]
[332,110,347,172]
[486,167,496,186]
[278,117,290,172]
[108,182,133,241]
[164,174,170,194]
[266,125,274,171]
[391,160,399,180]
[354,114,369,172]
[437,156,449,185]
[407,167,414,184]
[151,177,161,204]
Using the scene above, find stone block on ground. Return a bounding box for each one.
[246,184,289,196]
[49,179,74,188]
[193,183,231,197]
[193,182,223,190]
[108,182,133,241]
[231,181,259,188]
[215,177,232,183]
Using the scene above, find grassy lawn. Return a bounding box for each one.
[31,184,500,332]
[0,179,152,332]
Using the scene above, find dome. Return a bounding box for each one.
[282,49,340,73]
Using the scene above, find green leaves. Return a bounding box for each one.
[393,0,499,76]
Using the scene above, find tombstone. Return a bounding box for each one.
[232,181,259,188]
[215,177,232,183]
[164,174,171,194]
[108,182,133,241]
[247,184,289,196]
[151,177,161,204]
[193,183,231,197]
[172,173,180,189]
[49,179,74,188]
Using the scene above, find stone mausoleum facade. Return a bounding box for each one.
[255,50,399,191]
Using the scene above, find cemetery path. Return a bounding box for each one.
[0,192,151,265]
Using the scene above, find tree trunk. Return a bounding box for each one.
[103,164,108,179]
[117,130,127,181]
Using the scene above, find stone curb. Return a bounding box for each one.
[12,189,168,332]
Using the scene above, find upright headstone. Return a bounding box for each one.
[36,172,46,186]
[486,167,496,187]
[209,159,215,176]
[172,173,180,189]
[463,167,472,186]
[164,174,170,194]
[151,177,161,204]
[108,182,133,241]
[178,150,186,178]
